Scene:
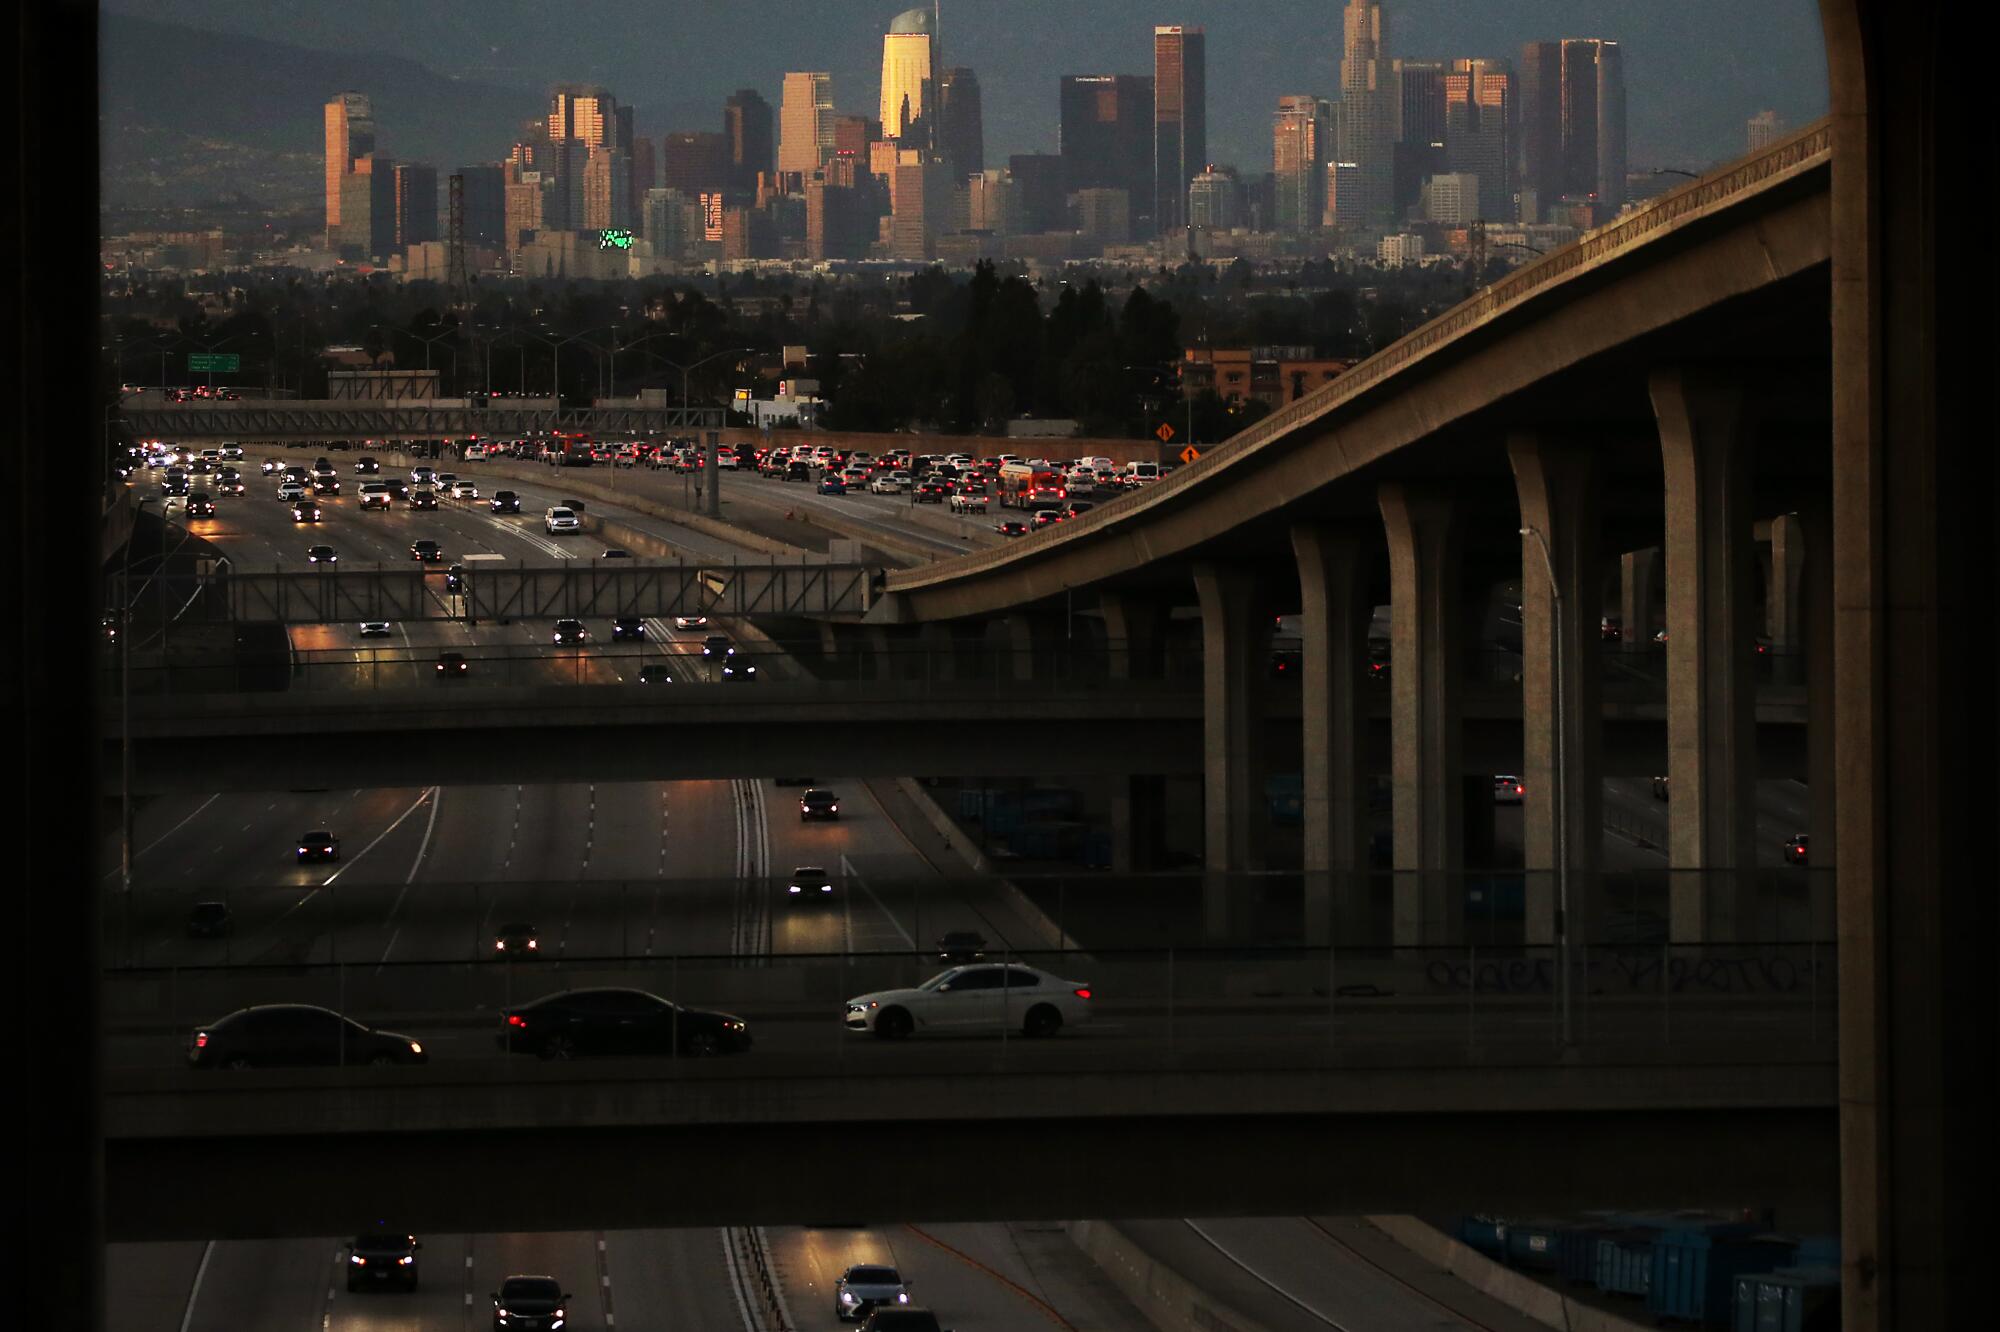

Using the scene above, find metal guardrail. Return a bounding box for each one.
[889,118,1834,592]
[726,1226,791,1332]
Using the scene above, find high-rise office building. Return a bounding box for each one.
[549,85,618,147]
[1444,58,1514,221]
[324,93,376,243]
[630,138,656,213]
[880,8,937,143]
[890,150,951,260]
[583,143,630,231]
[965,169,1014,234]
[541,138,589,231]
[1747,109,1786,151]
[1420,171,1478,224]
[337,153,395,258]
[723,90,775,194]
[1187,167,1239,230]
[504,167,550,251]
[779,72,836,175]
[1008,153,1068,234]
[1338,2,1394,228]
[833,115,880,160]
[457,164,507,249]
[1060,74,1154,219]
[1074,187,1132,242]
[1272,95,1333,232]
[938,67,984,180]
[1324,159,1361,228]
[1519,39,1626,222]
[806,179,869,259]
[661,132,730,194]
[1394,59,1447,147]
[391,163,438,248]
[1153,26,1207,238]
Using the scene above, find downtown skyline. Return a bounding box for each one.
[102,0,1828,177]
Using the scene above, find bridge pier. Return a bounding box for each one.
[1109,774,1169,874]
[1508,434,1605,948]
[1797,498,1834,938]
[1098,592,1172,681]
[1289,524,1373,945]
[1765,513,1806,687]
[1651,366,1759,942]
[1378,485,1464,947]
[1193,563,1270,938]
[1619,546,1660,649]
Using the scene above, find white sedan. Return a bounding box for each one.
[450,481,480,499]
[276,480,306,500]
[845,963,1092,1040]
[868,475,903,495]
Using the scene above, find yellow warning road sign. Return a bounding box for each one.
[1179,444,1202,465]
[1155,422,1175,443]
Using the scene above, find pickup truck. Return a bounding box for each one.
[948,491,989,514]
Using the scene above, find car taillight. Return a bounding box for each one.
[1074,988,1092,999]
[194,1032,208,1048]
[507,1014,526,1027]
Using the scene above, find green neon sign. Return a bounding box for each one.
[599,229,634,250]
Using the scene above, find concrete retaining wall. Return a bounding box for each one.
[721,426,1171,466]
[1065,1220,1280,1332]
[1363,1216,1653,1332]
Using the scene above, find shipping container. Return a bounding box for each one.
[1504,1218,1565,1271]
[1650,1229,1795,1326]
[1557,1224,1623,1284]
[1731,1266,1840,1332]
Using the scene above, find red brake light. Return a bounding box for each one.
[194,1032,208,1048]
[1074,988,1092,1000]
[507,1014,526,1027]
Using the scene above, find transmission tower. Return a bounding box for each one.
[446,173,469,309]
[1468,217,1488,293]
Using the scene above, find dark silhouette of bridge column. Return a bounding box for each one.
[1765,514,1806,687]
[1004,613,1059,683]
[1508,434,1605,948]
[1110,775,1168,874]
[1193,563,1269,937]
[1378,485,1464,946]
[919,621,958,681]
[1289,524,1373,945]
[1098,592,1171,681]
[1797,498,1834,939]
[1620,547,1660,650]
[1651,366,1759,942]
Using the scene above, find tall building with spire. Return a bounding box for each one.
[1153,25,1206,238]
[324,93,376,244]
[879,8,937,145]
[1338,1,1394,228]
[779,72,836,176]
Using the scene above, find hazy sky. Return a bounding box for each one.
[102,0,1828,169]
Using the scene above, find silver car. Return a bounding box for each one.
[835,1264,912,1323]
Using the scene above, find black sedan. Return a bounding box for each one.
[291,501,322,523]
[994,520,1028,538]
[799,788,840,821]
[612,616,646,641]
[436,651,468,677]
[410,540,443,563]
[489,490,521,514]
[499,988,750,1059]
[346,1230,421,1292]
[296,830,340,863]
[185,493,217,518]
[936,930,987,963]
[352,457,381,475]
[188,1004,426,1069]
[1784,833,1809,866]
[493,921,539,956]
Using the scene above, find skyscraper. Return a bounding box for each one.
[661,132,730,194]
[456,164,507,249]
[1060,74,1153,212]
[879,8,937,144]
[1153,26,1207,238]
[391,163,438,248]
[1747,109,1786,152]
[324,93,376,244]
[1272,95,1333,232]
[779,72,835,175]
[1338,2,1394,228]
[1443,58,1514,221]
[582,144,630,231]
[549,85,618,147]
[337,154,395,259]
[1519,39,1626,222]
[938,67,984,180]
[1391,58,1446,221]
[724,90,775,193]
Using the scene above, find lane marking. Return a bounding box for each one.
[1183,1220,1350,1330]
[102,793,220,881]
[375,785,444,968]
[1304,1218,1507,1332]
[841,853,916,951]
[176,1239,214,1332]
[902,1222,1076,1330]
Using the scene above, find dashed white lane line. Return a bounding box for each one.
[101,793,220,881]
[376,785,445,968]
[175,1239,214,1332]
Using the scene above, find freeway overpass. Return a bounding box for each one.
[120,399,723,442]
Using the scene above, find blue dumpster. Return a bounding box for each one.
[1504,1218,1565,1272]
[1732,1266,1841,1332]
[1789,1236,1840,1269]
[1458,1216,1507,1260]
[1558,1225,1622,1284]
[1650,1229,1795,1326]
[1595,1231,1659,1297]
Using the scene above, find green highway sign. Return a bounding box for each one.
[188,352,240,372]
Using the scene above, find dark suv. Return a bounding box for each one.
[489,490,521,514]
[296,830,340,863]
[799,788,840,822]
[346,1231,421,1292]
[188,1004,427,1069]
[612,615,646,641]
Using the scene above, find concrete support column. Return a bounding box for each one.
[1289,524,1372,945]
[1508,434,1605,947]
[863,625,894,681]
[1619,547,1660,651]
[1192,563,1268,937]
[1767,513,1806,686]
[1110,775,1167,875]
[1651,365,1759,942]
[1099,593,1171,681]
[1378,484,1463,947]
[1797,498,1834,938]
[1004,614,1057,683]
[919,622,957,683]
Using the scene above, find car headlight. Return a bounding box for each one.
[349,1254,365,1265]
[898,1292,910,1303]
[408,1041,422,1054]
[398,1255,414,1265]
[789,885,800,893]
[496,939,507,949]
[840,1291,859,1305]
[526,939,537,948]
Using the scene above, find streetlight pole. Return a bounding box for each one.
[1521,524,1570,1047]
